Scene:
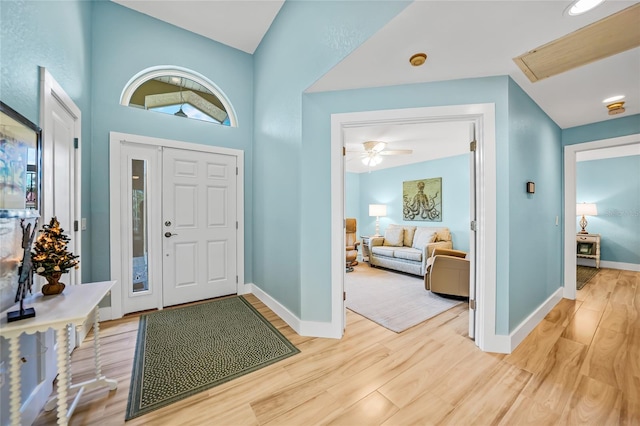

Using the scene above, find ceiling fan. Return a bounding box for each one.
[351,141,413,168]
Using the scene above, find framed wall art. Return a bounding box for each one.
[0,101,42,214]
[402,177,442,222]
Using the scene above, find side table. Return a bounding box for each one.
[577,233,601,269]
[0,281,117,426]
[360,236,371,262]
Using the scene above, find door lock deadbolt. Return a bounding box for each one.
[164,221,172,227]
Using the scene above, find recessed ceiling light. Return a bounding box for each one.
[409,53,427,67]
[565,0,606,16]
[602,95,625,103]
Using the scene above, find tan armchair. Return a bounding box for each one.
[425,248,469,297]
[346,218,360,272]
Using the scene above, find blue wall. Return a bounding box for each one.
[577,155,640,265]
[1,0,94,281]
[302,76,511,325]
[90,2,255,283]
[563,114,640,146]
[253,1,410,318]
[345,173,360,220]
[507,79,563,332]
[346,155,471,252]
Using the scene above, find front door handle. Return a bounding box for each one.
[164,232,178,238]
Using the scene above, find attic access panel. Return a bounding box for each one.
[513,3,640,82]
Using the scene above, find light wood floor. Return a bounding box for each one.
[34,268,639,425]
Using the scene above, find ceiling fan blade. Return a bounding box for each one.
[379,149,413,155]
[363,141,386,152]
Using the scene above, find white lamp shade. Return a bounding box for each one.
[576,202,598,216]
[369,204,387,217]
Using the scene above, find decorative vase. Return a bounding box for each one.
[42,272,65,295]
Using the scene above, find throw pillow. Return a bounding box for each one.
[388,224,417,247]
[412,227,436,250]
[403,226,417,247]
[383,227,404,247]
[435,229,451,242]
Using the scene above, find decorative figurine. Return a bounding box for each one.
[8,218,38,322]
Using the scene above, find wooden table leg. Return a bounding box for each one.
[8,335,21,426]
[55,325,71,425]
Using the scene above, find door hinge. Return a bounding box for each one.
[236,276,238,284]
[74,138,79,149]
[74,220,79,232]
[469,299,476,310]
[470,220,477,231]
[343,291,346,301]
[236,167,238,175]
[470,140,476,152]
[236,221,238,229]
[342,146,346,156]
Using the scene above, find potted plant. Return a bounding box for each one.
[31,217,79,295]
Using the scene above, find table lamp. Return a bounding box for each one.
[576,202,597,234]
[369,204,387,237]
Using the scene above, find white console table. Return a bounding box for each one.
[0,281,117,426]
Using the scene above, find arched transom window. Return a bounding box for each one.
[120,67,237,127]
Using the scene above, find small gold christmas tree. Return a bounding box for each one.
[31,217,79,277]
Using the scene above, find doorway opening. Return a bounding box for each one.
[563,133,640,299]
[331,104,501,352]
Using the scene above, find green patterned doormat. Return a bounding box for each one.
[125,296,299,420]
[577,265,598,290]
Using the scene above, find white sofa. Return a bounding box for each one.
[367,225,453,276]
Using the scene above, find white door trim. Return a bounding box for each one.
[563,133,640,300]
[330,103,499,352]
[109,131,245,319]
[40,67,82,283]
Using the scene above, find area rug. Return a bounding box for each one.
[346,264,463,333]
[125,296,299,420]
[577,265,598,290]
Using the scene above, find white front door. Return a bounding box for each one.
[162,148,237,307]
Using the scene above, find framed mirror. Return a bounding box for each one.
[0,101,42,218]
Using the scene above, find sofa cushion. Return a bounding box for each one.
[393,247,422,262]
[383,227,404,247]
[371,246,396,257]
[412,227,436,249]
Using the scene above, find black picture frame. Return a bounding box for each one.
[0,101,42,218]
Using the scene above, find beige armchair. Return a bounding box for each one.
[346,218,360,272]
[425,248,469,297]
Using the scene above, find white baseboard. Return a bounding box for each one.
[600,260,640,272]
[509,287,563,352]
[247,283,303,335]
[246,283,341,339]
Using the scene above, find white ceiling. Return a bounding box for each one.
[112,0,640,173]
[112,0,285,54]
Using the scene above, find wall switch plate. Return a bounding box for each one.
[0,361,5,388]
[81,218,87,231]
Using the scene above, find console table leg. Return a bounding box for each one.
[55,325,71,425]
[8,336,21,426]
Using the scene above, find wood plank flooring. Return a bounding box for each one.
[33,268,639,425]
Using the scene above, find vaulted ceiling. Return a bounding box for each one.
[113,0,639,172]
